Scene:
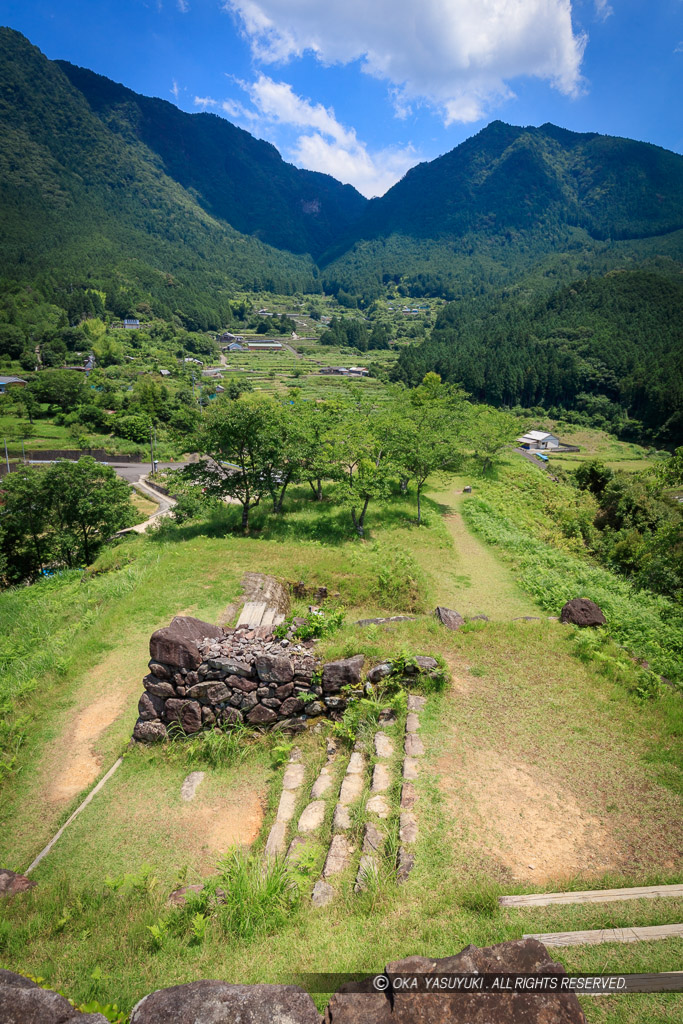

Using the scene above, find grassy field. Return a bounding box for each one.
[0,468,681,1021]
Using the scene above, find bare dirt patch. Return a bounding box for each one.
[439,746,618,883]
[45,645,147,805]
[186,790,265,874]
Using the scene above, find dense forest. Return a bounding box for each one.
[393,271,683,446]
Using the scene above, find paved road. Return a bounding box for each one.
[106,461,187,483]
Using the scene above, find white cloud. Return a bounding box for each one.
[177,0,189,12]
[594,0,613,21]
[170,79,180,101]
[194,95,218,108]
[237,75,416,196]
[676,41,683,54]
[224,0,587,123]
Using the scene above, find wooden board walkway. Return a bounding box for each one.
[236,601,285,628]
[524,923,683,947]
[500,883,683,909]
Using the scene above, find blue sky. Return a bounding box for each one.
[3,0,682,196]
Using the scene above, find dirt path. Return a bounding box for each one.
[424,480,539,620]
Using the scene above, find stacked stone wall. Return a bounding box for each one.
[132,615,362,742]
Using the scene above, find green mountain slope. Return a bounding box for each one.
[0,28,320,325]
[56,61,366,259]
[322,121,683,300]
[394,270,683,444]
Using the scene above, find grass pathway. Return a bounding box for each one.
[420,478,539,620]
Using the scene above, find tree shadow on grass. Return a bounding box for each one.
[148,486,419,547]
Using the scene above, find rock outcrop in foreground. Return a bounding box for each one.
[1,940,585,1023]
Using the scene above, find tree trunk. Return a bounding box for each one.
[274,471,293,513]
[352,495,371,538]
[400,477,408,494]
[416,484,422,525]
[241,502,250,532]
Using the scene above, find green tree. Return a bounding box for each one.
[185,395,281,531]
[30,369,87,411]
[42,458,136,565]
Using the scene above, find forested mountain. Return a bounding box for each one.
[394,270,683,445]
[322,121,683,301]
[57,61,366,259]
[0,28,322,328]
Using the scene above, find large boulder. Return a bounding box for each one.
[324,939,585,1023]
[150,616,224,670]
[130,981,319,1024]
[185,681,231,705]
[435,606,465,631]
[138,692,165,721]
[322,655,364,694]
[0,969,108,1023]
[560,598,606,628]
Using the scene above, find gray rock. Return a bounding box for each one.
[322,654,364,694]
[362,823,384,854]
[211,658,253,678]
[240,692,259,710]
[138,691,165,721]
[399,810,418,844]
[371,764,391,793]
[396,846,415,884]
[221,707,244,727]
[434,606,465,631]
[130,980,320,1024]
[185,681,230,704]
[407,694,427,712]
[304,700,325,717]
[164,699,202,734]
[366,662,393,683]
[255,654,294,684]
[201,707,216,727]
[405,712,420,734]
[0,969,109,1022]
[400,782,417,810]
[333,804,351,831]
[150,616,223,670]
[403,757,419,780]
[261,698,283,710]
[366,795,390,818]
[133,718,167,743]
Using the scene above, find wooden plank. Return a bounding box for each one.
[236,601,267,626]
[524,923,683,947]
[260,606,277,627]
[500,884,683,908]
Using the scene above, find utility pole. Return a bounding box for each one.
[149,427,154,478]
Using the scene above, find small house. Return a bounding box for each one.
[517,430,560,450]
[0,375,27,393]
[246,341,282,352]
[227,342,244,352]
[159,369,171,377]
[123,318,141,329]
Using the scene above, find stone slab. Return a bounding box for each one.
[323,835,353,878]
[298,800,326,833]
[339,773,364,806]
[405,713,420,734]
[371,763,391,793]
[399,810,418,844]
[362,822,384,854]
[404,734,425,757]
[282,763,306,791]
[180,771,205,802]
[400,781,417,810]
[264,820,287,859]
[407,694,427,712]
[333,804,351,831]
[311,767,334,799]
[311,879,335,908]
[366,795,390,819]
[275,788,298,824]
[347,752,365,774]
[374,732,394,758]
[403,758,420,780]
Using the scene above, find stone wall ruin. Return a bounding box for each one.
[132,615,364,742]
